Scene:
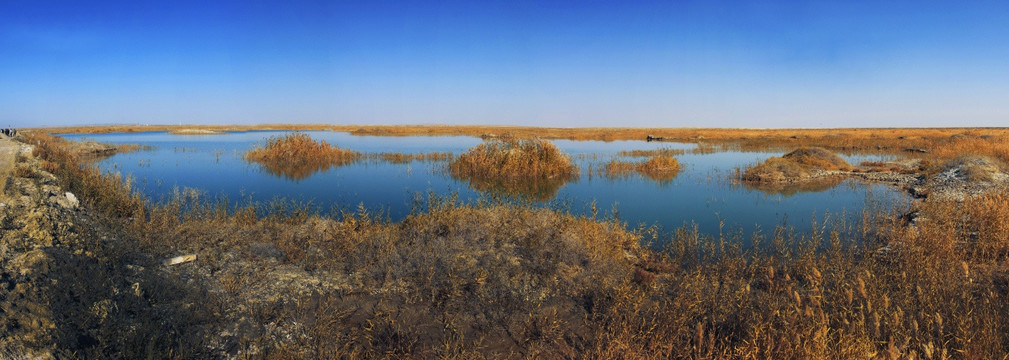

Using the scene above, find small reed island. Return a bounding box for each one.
[245,132,360,180]
[449,136,578,200]
[604,155,682,184]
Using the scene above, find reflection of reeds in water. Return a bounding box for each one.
[449,136,577,201]
[741,175,848,196]
[369,152,454,164]
[245,132,360,181]
[603,155,682,184]
[619,148,686,157]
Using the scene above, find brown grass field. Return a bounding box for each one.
[2,128,1009,358]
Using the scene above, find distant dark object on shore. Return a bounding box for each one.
[1,128,15,137]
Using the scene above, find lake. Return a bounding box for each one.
[59,131,910,244]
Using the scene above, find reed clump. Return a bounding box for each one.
[450,136,577,179]
[449,136,577,200]
[743,147,851,183]
[605,156,682,183]
[245,132,360,180]
[637,155,681,181]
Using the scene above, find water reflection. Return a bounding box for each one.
[57,131,908,238]
[741,176,847,196]
[251,159,351,181]
[450,171,575,202]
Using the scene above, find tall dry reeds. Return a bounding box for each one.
[245,132,360,180]
[603,155,682,183]
[14,130,1009,358]
[449,136,577,200]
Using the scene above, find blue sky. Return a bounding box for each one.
[2,0,1008,128]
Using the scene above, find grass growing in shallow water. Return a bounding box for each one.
[449,136,578,200]
[8,131,1009,358]
[245,132,360,180]
[604,155,682,184]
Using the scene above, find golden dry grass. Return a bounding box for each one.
[371,151,453,163]
[602,156,682,184]
[37,124,1009,155]
[743,147,851,183]
[449,136,577,179]
[245,132,360,180]
[449,136,578,200]
[618,148,686,157]
[12,129,1009,358]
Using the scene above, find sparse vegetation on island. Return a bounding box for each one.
[743,147,852,183]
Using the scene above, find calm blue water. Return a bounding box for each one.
[60,131,909,241]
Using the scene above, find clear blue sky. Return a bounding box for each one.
[2,0,1008,128]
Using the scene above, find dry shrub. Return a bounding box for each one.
[245,132,360,180]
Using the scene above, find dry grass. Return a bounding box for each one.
[605,156,682,184]
[743,147,851,183]
[637,155,681,182]
[38,124,1009,155]
[245,132,360,180]
[618,148,686,157]
[168,129,226,135]
[449,136,577,200]
[12,130,1009,358]
[370,151,453,163]
[938,156,1004,182]
[450,136,577,179]
[603,159,637,178]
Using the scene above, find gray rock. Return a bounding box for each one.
[56,192,79,210]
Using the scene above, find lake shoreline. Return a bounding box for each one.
[3,131,1009,357]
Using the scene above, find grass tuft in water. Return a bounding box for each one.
[244,132,360,180]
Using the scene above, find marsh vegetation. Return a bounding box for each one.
[448,136,579,201]
[4,128,1009,358]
